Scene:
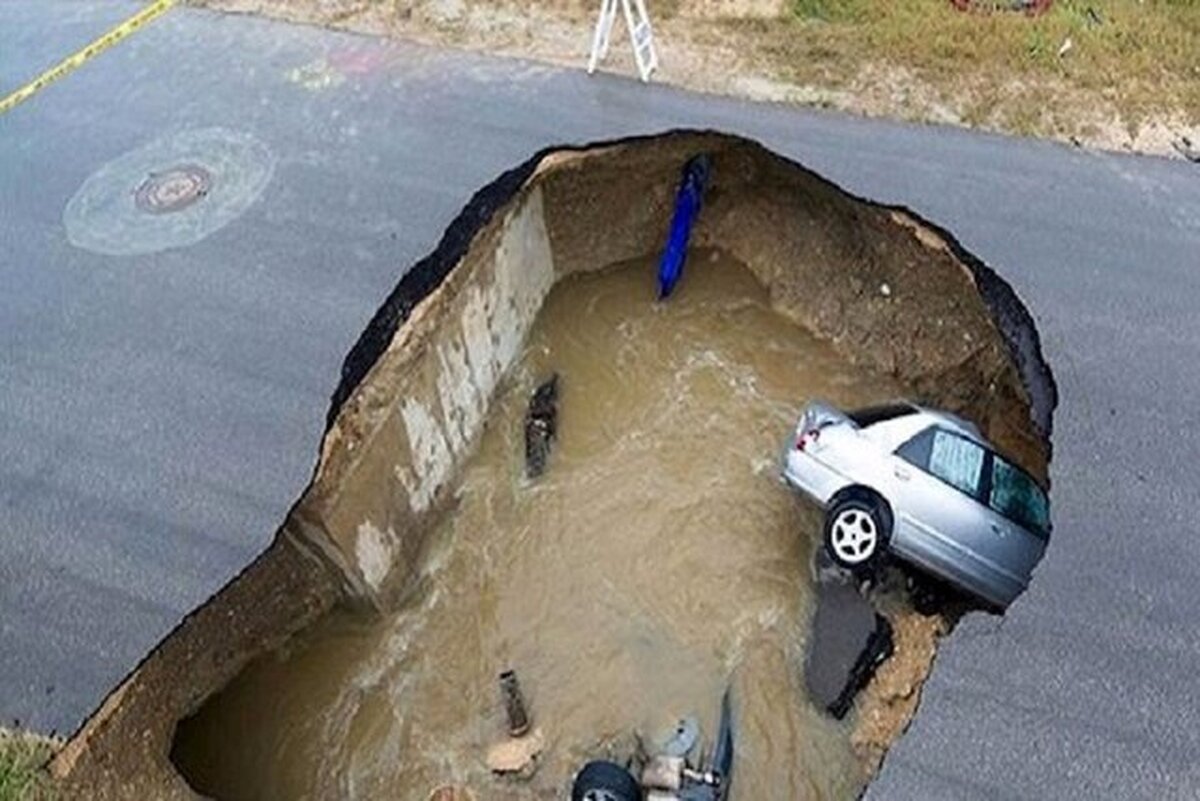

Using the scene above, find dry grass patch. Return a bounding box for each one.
[0,730,58,801]
[746,0,1200,139]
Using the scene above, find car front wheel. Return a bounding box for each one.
[824,494,890,571]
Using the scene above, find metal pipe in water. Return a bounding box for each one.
[498,670,530,737]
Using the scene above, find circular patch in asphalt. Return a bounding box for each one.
[64,128,274,256]
[133,164,212,214]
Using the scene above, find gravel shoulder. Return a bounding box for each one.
[191,0,1200,159]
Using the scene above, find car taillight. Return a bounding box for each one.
[796,428,820,451]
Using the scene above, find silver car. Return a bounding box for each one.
[781,401,1050,610]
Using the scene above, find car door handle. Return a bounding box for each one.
[989,522,1008,537]
[894,466,911,481]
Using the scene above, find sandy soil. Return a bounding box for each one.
[191,0,1199,159]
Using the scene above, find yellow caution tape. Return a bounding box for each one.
[0,0,176,115]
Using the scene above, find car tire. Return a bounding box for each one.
[824,493,891,572]
[571,760,643,801]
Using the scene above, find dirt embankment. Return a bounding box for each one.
[191,0,1200,160]
[48,131,1055,799]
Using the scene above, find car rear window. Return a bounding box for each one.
[847,402,917,428]
[990,457,1051,538]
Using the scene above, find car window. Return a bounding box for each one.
[895,426,934,468]
[847,403,917,428]
[928,430,985,495]
[898,427,985,497]
[990,456,1051,538]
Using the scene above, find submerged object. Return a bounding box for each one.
[499,669,531,737]
[828,614,894,720]
[805,553,897,721]
[573,688,734,801]
[639,689,734,800]
[658,154,712,300]
[524,374,560,478]
[487,669,541,777]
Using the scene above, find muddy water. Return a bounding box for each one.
[174,251,902,801]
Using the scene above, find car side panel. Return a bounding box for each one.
[812,424,898,496]
[890,515,1028,608]
[887,454,1030,608]
[781,448,852,505]
[975,503,1047,588]
[781,421,893,506]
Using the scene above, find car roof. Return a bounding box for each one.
[858,402,987,450]
[913,406,986,442]
[852,402,1049,493]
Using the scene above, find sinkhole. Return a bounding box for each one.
[49,131,1055,801]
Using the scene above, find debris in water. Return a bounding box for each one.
[499,669,532,737]
[657,154,712,300]
[572,760,642,801]
[487,670,541,777]
[642,754,687,791]
[524,374,559,478]
[640,688,735,799]
[485,727,545,776]
[804,554,896,720]
[828,615,894,720]
[661,716,699,757]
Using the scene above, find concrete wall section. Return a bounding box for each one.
[296,185,556,603]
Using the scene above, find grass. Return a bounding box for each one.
[0,731,55,801]
[745,0,1200,139]
[193,0,1199,149]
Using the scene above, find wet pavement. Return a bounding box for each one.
[172,253,897,800]
[4,1,1200,798]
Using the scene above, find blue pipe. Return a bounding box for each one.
[657,154,712,300]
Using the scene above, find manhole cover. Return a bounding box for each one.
[133,164,212,214]
[64,128,274,256]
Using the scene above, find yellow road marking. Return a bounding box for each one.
[0,0,176,116]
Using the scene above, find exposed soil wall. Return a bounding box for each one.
[50,130,1055,799]
[538,136,1053,477]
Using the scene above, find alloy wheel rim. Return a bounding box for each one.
[831,508,878,564]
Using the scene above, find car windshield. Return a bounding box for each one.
[989,456,1050,538]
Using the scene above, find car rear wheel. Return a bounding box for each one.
[824,494,890,571]
[571,760,643,801]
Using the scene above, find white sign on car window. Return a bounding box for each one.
[929,431,984,495]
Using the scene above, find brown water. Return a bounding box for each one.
[174,251,901,801]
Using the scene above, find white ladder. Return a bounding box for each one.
[588,0,659,83]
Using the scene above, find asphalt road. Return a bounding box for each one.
[3,2,1199,797]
